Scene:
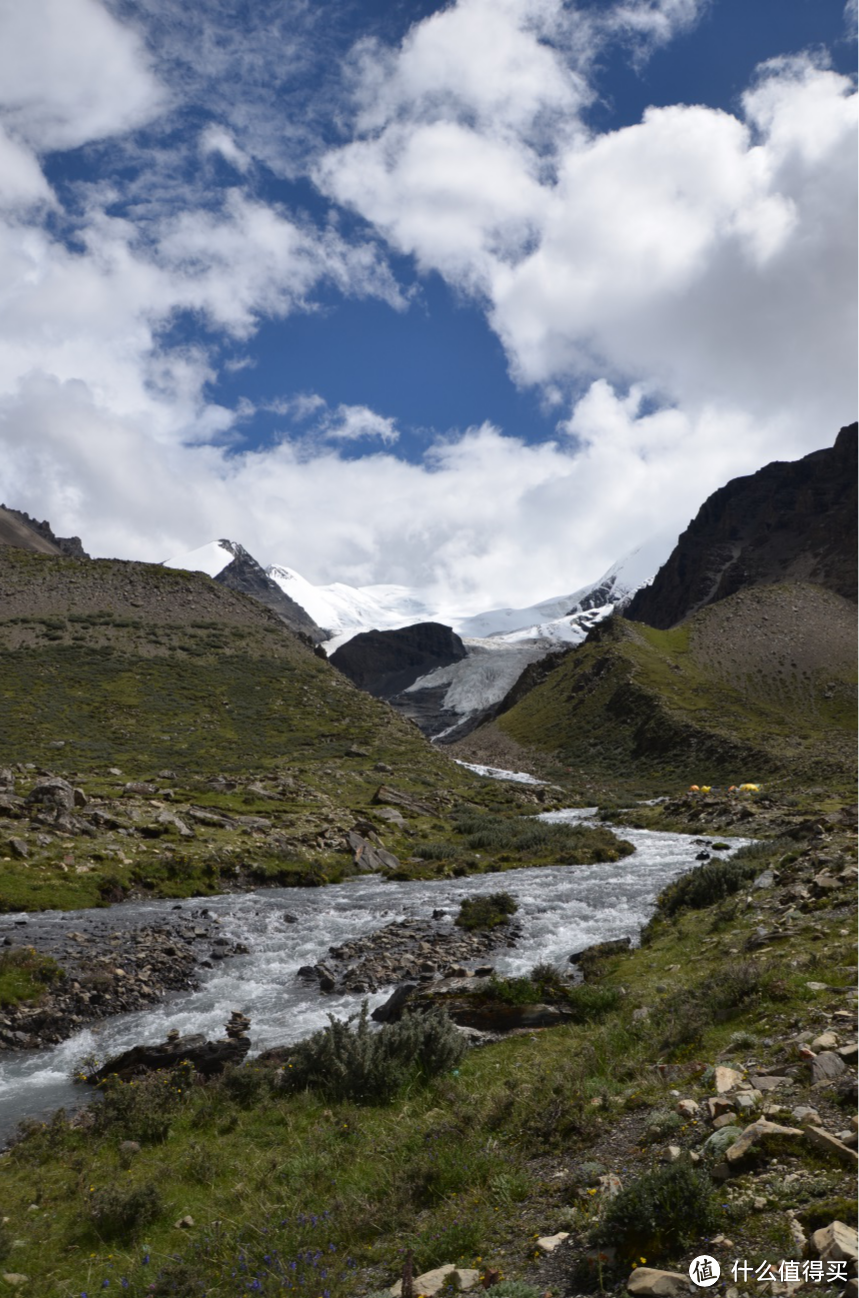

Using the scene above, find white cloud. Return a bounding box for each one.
[320,23,857,439]
[0,0,853,617]
[605,0,707,56]
[0,126,55,209]
[0,0,165,151]
[320,404,399,444]
[200,125,252,173]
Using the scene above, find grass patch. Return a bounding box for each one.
[0,947,61,1006]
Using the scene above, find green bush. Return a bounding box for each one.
[595,1158,720,1262]
[280,1003,467,1105]
[451,811,633,862]
[564,984,621,1023]
[484,974,541,1005]
[86,1181,162,1240]
[654,856,759,917]
[481,973,620,1019]
[456,892,518,931]
[92,1071,186,1143]
[656,960,767,1054]
[414,841,457,860]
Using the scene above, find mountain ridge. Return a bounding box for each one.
[626,423,857,628]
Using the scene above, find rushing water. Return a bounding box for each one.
[0,800,749,1139]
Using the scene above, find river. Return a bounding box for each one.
[0,795,748,1140]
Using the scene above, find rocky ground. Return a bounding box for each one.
[314,913,522,995]
[0,905,246,1049]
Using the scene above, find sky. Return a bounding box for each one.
[0,0,856,611]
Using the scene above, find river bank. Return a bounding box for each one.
[0,805,746,1137]
[0,804,854,1298]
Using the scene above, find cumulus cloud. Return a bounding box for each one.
[0,0,164,150]
[0,0,854,614]
[319,13,857,441]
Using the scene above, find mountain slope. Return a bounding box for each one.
[486,583,857,786]
[165,541,325,642]
[0,547,451,780]
[626,424,857,629]
[0,505,89,558]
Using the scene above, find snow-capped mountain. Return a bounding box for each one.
[165,530,675,738]
[267,566,436,649]
[163,541,324,641]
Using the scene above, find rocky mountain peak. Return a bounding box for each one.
[625,423,857,629]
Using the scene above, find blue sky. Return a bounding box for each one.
[0,0,855,607]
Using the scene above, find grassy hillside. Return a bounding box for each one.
[493,583,857,791]
[0,549,628,909]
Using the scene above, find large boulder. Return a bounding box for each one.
[86,1024,250,1084]
[25,777,75,813]
[627,1267,689,1296]
[811,1221,859,1265]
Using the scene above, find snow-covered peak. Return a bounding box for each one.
[164,539,242,579]
[166,529,675,655]
[567,531,676,614]
[268,565,436,650]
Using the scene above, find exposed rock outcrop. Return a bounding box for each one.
[212,541,326,642]
[330,622,467,697]
[86,1015,251,1083]
[626,424,858,629]
[0,505,89,558]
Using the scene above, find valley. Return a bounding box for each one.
[0,428,854,1298]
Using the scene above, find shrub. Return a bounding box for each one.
[456,892,518,931]
[654,856,759,917]
[92,1072,184,1143]
[280,1003,467,1105]
[656,960,767,1054]
[483,975,541,1005]
[594,1158,720,1263]
[644,1108,684,1141]
[414,841,457,860]
[86,1181,162,1240]
[564,984,621,1023]
[451,811,633,862]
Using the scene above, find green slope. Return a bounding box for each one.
[495,582,857,788]
[0,549,627,909]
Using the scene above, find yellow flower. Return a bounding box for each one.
[641,1258,647,1264]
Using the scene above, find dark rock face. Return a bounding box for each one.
[87,1022,250,1084]
[330,622,467,697]
[212,541,326,643]
[0,505,89,558]
[626,424,858,629]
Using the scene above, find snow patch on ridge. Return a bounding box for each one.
[163,539,238,579]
